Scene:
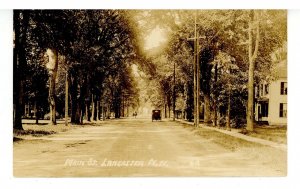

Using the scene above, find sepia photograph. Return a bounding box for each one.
[13,9,287,177]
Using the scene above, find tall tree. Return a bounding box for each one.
[13,10,30,130]
[246,10,260,132]
[27,10,75,125]
[46,49,59,125]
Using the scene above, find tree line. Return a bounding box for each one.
[13,10,287,132]
[13,10,141,130]
[139,10,287,131]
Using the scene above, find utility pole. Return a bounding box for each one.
[193,12,198,127]
[196,25,201,128]
[187,11,206,127]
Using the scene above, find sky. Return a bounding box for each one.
[144,26,167,50]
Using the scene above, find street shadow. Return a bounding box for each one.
[23,123,49,126]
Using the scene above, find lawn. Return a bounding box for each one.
[247,125,287,144]
[13,119,79,141]
[181,123,286,174]
[179,120,287,145]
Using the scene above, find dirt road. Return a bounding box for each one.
[14,118,286,177]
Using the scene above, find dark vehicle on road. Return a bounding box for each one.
[152,110,161,121]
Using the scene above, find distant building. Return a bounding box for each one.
[254,60,287,125]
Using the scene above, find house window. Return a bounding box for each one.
[265,84,269,95]
[279,103,287,118]
[260,84,264,96]
[280,82,287,95]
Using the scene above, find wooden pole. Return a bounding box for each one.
[196,27,200,128]
[193,11,198,127]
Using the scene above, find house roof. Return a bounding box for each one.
[272,60,287,79]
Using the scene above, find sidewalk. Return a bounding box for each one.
[175,119,287,151]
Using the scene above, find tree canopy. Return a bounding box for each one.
[13,10,287,131]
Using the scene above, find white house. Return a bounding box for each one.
[255,61,287,125]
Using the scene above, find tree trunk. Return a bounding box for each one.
[246,10,260,132]
[65,71,69,126]
[84,76,91,122]
[226,89,231,131]
[204,94,211,123]
[80,96,86,124]
[217,111,221,129]
[122,95,125,117]
[13,76,23,130]
[13,10,22,130]
[184,83,188,121]
[47,48,58,125]
[85,103,89,121]
[213,63,218,126]
[80,108,84,125]
[85,99,91,122]
[213,104,217,126]
[184,82,193,122]
[93,98,98,121]
[118,104,121,118]
[168,103,171,118]
[70,74,81,124]
[91,94,95,121]
[96,100,100,121]
[164,95,167,118]
[13,10,29,130]
[126,100,129,117]
[34,100,39,124]
[247,65,254,131]
[102,101,105,120]
[173,61,176,121]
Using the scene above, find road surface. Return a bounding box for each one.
[14,118,286,177]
